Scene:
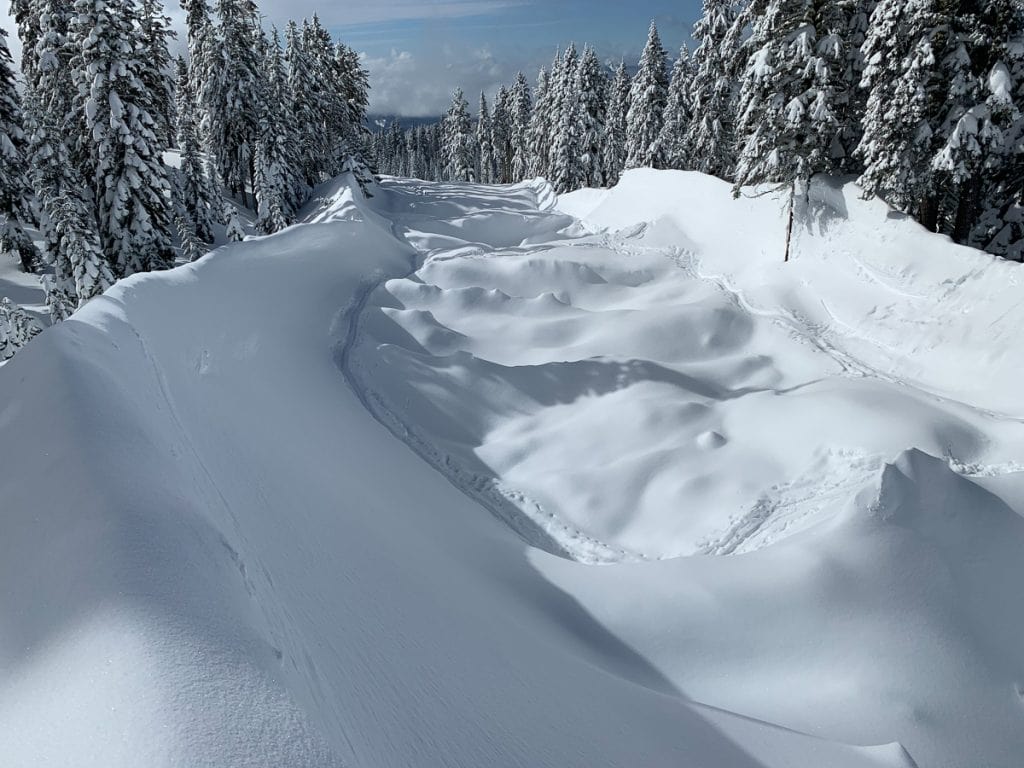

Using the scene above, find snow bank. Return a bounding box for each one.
[2,168,1021,767]
[564,169,1024,415]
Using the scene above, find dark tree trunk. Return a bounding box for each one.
[952,177,980,246]
[919,194,940,232]
[784,182,796,263]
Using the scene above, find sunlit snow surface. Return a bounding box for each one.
[2,170,1023,767]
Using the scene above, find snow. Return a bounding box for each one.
[1,168,1022,767]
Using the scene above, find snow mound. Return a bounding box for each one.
[352,172,1024,561]
[2,170,1022,767]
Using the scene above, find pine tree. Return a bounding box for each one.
[0,297,42,360]
[658,45,696,171]
[286,20,320,187]
[210,0,261,206]
[732,0,850,192]
[971,1,1024,256]
[0,25,41,273]
[626,21,670,169]
[547,45,579,183]
[684,0,742,179]
[576,46,608,188]
[254,27,299,234]
[477,92,495,184]
[602,61,631,185]
[857,0,950,228]
[491,86,514,183]
[176,57,217,242]
[528,66,552,179]
[20,0,112,317]
[139,0,176,147]
[443,88,475,182]
[333,42,370,160]
[510,72,533,181]
[224,201,244,241]
[73,0,176,277]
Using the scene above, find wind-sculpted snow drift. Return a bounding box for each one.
[0,170,1021,767]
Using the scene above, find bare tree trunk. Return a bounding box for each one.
[952,176,980,245]
[919,193,940,233]
[784,181,796,263]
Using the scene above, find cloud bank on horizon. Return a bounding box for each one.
[1,0,698,118]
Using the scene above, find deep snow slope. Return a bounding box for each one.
[0,170,1020,768]
[0,174,919,768]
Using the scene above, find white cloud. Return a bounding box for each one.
[363,43,554,117]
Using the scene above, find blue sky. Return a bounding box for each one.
[335,0,703,116]
[2,0,705,117]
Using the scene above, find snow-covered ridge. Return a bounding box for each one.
[1,169,1022,767]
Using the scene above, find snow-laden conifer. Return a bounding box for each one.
[443,88,475,182]
[576,46,608,189]
[626,22,669,169]
[510,73,533,182]
[477,93,495,184]
[0,297,42,361]
[73,0,176,278]
[0,26,41,273]
[684,0,741,179]
[602,61,631,185]
[658,45,695,171]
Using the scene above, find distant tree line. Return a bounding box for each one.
[373,1,1024,260]
[0,0,370,323]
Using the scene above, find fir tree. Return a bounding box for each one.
[139,0,176,147]
[732,0,850,192]
[175,57,217,242]
[0,26,41,273]
[491,86,514,183]
[684,0,741,179]
[603,61,631,185]
[73,0,176,277]
[477,93,495,184]
[21,0,112,316]
[0,297,42,360]
[576,46,608,189]
[626,21,670,169]
[443,88,475,182]
[658,45,696,171]
[210,0,261,205]
[857,0,948,228]
[528,66,552,179]
[510,72,533,181]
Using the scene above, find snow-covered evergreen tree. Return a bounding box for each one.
[547,45,580,185]
[47,190,116,315]
[333,42,370,160]
[138,0,176,147]
[658,45,695,171]
[19,0,111,316]
[255,27,299,234]
[443,88,475,182]
[626,22,670,169]
[857,0,949,228]
[510,72,533,181]
[0,297,42,360]
[602,61,631,185]
[175,57,217,242]
[528,66,552,179]
[0,26,41,273]
[210,0,261,205]
[732,0,850,192]
[224,201,244,241]
[575,46,608,189]
[73,0,176,277]
[684,0,741,179]
[491,86,514,183]
[477,93,495,184]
